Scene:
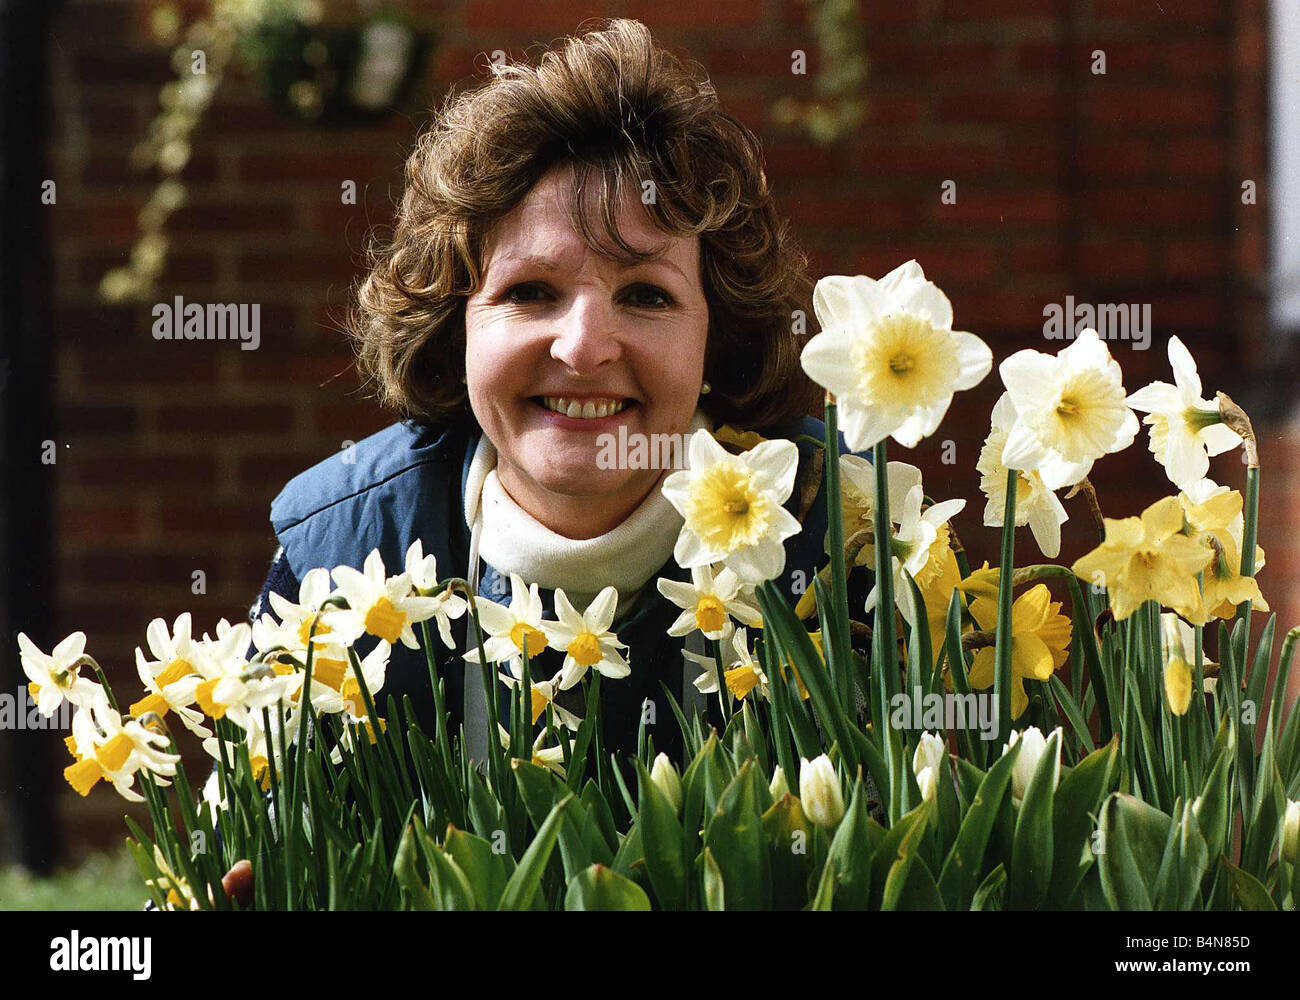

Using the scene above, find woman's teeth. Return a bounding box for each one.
[541,397,629,419]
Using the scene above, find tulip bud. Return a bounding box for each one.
[913,731,946,779]
[799,754,845,829]
[1283,799,1300,864]
[1002,726,1060,802]
[916,765,937,803]
[649,752,683,815]
[769,764,790,800]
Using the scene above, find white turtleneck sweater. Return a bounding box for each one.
[462,408,713,615]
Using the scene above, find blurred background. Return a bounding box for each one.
[1,0,1297,883]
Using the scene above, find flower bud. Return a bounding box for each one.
[1164,657,1192,716]
[913,731,946,779]
[916,766,937,803]
[1002,726,1060,801]
[1283,799,1300,864]
[799,754,845,829]
[649,752,682,815]
[769,764,790,800]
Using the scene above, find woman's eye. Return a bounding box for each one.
[625,284,674,309]
[504,282,550,303]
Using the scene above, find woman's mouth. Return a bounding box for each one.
[533,396,634,421]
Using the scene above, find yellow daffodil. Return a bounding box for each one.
[967,584,1071,720]
[326,549,446,650]
[978,392,1069,557]
[999,329,1139,489]
[131,613,209,738]
[662,429,802,585]
[544,587,630,691]
[404,539,468,647]
[1176,481,1267,623]
[497,660,582,731]
[721,628,770,701]
[918,543,966,658]
[1125,336,1242,490]
[16,631,101,718]
[64,697,181,802]
[191,621,303,729]
[463,572,548,669]
[657,562,762,641]
[1071,496,1213,622]
[800,260,993,449]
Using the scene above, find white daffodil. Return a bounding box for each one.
[1002,726,1061,802]
[661,429,802,585]
[463,572,548,668]
[657,563,762,641]
[130,613,209,738]
[839,456,922,530]
[16,631,102,719]
[205,704,301,790]
[864,484,966,627]
[498,725,567,777]
[405,539,468,648]
[999,329,1139,489]
[1125,336,1242,490]
[325,549,445,650]
[719,627,770,702]
[145,845,200,911]
[498,659,582,731]
[978,393,1069,557]
[305,640,391,719]
[64,697,181,802]
[799,754,846,829]
[191,622,302,731]
[685,648,722,696]
[800,260,993,450]
[544,587,630,691]
[264,567,338,651]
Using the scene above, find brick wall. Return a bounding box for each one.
[32,0,1291,853]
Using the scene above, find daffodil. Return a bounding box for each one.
[191,622,302,729]
[145,845,200,910]
[999,329,1139,489]
[967,584,1071,720]
[462,572,548,669]
[978,393,1069,557]
[206,705,301,790]
[129,613,209,737]
[657,563,761,641]
[800,260,993,449]
[306,640,391,718]
[662,429,802,585]
[64,697,181,802]
[16,631,101,718]
[918,542,966,656]
[1176,482,1268,622]
[544,587,630,691]
[864,483,966,628]
[404,539,468,648]
[498,660,582,730]
[720,628,770,702]
[326,549,446,650]
[838,455,922,567]
[1125,335,1242,489]
[1071,496,1214,622]
[264,567,337,650]
[500,725,567,777]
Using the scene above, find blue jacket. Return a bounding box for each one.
[261,416,864,763]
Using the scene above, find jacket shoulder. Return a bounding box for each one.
[270,420,468,533]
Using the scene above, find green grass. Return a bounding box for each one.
[0,846,144,911]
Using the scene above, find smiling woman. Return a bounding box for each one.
[254,17,863,771]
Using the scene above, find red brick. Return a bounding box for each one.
[626,0,761,29]
[157,404,295,434]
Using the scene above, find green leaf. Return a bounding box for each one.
[1221,857,1277,911]
[444,825,513,911]
[702,759,771,909]
[564,863,652,910]
[1193,745,1233,864]
[870,802,930,909]
[762,793,816,910]
[881,816,940,910]
[1008,728,1061,909]
[498,794,574,911]
[826,776,884,909]
[701,847,725,910]
[393,824,437,911]
[1046,736,1119,907]
[938,737,1020,911]
[635,758,688,910]
[1151,799,1209,911]
[1097,793,1171,910]
[971,863,1006,910]
[810,854,836,910]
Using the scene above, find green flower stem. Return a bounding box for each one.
[823,398,853,713]
[1234,465,1260,656]
[871,440,898,703]
[418,619,457,791]
[992,469,1018,745]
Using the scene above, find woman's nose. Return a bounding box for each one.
[549,294,622,373]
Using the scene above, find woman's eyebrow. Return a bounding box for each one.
[493,249,686,279]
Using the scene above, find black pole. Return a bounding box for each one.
[0,0,60,873]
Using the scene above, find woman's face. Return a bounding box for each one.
[464,166,710,538]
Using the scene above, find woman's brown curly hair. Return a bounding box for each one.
[349,17,818,430]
